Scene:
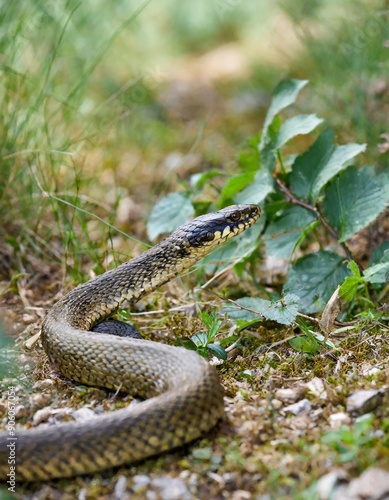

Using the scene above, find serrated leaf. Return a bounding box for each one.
[323,166,389,242]
[311,143,366,201]
[207,343,227,360]
[234,168,274,205]
[264,206,316,259]
[275,114,323,149]
[289,335,320,354]
[290,129,366,202]
[260,79,309,151]
[147,192,194,240]
[284,250,350,313]
[290,129,335,198]
[224,294,299,325]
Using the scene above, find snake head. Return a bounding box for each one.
[180,204,261,250]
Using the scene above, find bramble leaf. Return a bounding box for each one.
[290,129,366,202]
[260,79,309,152]
[275,114,323,149]
[224,294,299,325]
[284,250,350,313]
[147,192,194,240]
[234,168,274,205]
[323,166,389,242]
[264,205,317,259]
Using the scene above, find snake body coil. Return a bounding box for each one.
[0,205,260,481]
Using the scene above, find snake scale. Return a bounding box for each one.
[0,204,260,481]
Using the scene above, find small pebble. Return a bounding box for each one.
[346,389,384,415]
[150,477,191,500]
[132,474,150,492]
[33,379,54,390]
[329,412,351,429]
[30,393,51,410]
[282,399,312,415]
[14,405,27,419]
[72,408,97,422]
[270,398,283,410]
[306,377,327,399]
[316,469,349,500]
[33,406,53,426]
[114,475,129,500]
[275,387,305,404]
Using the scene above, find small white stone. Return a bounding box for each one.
[329,412,351,429]
[306,377,327,399]
[282,399,312,415]
[33,406,53,426]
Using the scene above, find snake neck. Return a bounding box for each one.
[43,236,206,331]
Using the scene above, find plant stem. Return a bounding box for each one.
[273,175,355,263]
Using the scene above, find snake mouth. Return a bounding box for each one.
[187,204,261,248]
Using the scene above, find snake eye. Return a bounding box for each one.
[228,210,241,222]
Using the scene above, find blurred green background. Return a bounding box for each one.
[0,0,388,279]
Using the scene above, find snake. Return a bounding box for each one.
[0,204,260,482]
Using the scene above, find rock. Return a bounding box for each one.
[33,379,54,390]
[132,474,151,492]
[114,475,129,500]
[306,377,327,400]
[231,490,252,500]
[329,412,351,429]
[72,408,97,422]
[33,406,53,426]
[346,389,384,415]
[270,398,283,410]
[149,476,191,500]
[282,399,312,415]
[346,467,389,499]
[275,387,305,404]
[316,469,349,500]
[14,405,27,419]
[30,393,52,410]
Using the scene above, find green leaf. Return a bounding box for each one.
[290,129,366,202]
[323,166,389,242]
[207,343,227,360]
[348,260,361,278]
[219,335,239,347]
[264,205,317,259]
[284,250,350,313]
[192,332,208,347]
[190,169,221,189]
[311,143,366,201]
[275,114,323,149]
[260,79,309,152]
[339,260,364,301]
[234,168,274,205]
[224,294,299,325]
[290,129,335,199]
[289,335,320,354]
[147,192,194,240]
[219,171,255,204]
[364,249,389,284]
[175,338,197,351]
[339,276,363,301]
